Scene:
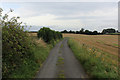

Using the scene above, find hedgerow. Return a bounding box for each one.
[37,27,62,43]
[1,8,36,77]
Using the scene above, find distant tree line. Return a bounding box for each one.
[61,28,119,35]
[37,27,63,43]
[102,28,118,34]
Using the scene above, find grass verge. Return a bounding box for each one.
[9,43,51,78]
[68,38,119,79]
[9,37,62,78]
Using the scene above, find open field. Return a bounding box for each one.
[28,32,37,37]
[66,34,119,78]
[68,39,119,78]
[63,33,119,56]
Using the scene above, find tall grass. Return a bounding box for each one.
[9,40,51,78]
[68,38,119,79]
[9,36,62,78]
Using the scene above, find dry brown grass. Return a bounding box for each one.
[63,33,118,56]
[28,32,47,47]
[27,32,37,36]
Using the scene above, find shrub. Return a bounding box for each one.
[1,8,35,77]
[37,27,62,43]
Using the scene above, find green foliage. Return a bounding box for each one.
[37,27,63,43]
[68,38,119,79]
[80,28,84,34]
[102,28,116,34]
[9,43,51,78]
[1,8,36,77]
[1,8,60,78]
[33,43,51,66]
[107,33,120,35]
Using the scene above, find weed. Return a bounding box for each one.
[60,44,63,48]
[68,38,119,79]
[58,73,65,78]
[56,57,64,65]
[58,70,65,78]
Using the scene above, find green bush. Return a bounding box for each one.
[9,43,51,78]
[1,8,36,77]
[37,27,62,43]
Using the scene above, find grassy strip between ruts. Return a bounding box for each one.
[9,38,61,78]
[68,38,119,79]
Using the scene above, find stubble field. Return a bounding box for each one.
[65,33,119,78]
[63,33,119,56]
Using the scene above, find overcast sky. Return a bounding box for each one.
[1,2,118,32]
[1,0,119,2]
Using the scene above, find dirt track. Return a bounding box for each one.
[35,38,88,78]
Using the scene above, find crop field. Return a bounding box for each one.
[65,33,119,78]
[63,33,119,56]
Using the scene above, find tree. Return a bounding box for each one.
[69,30,75,33]
[84,30,90,34]
[80,28,84,34]
[93,31,98,35]
[76,31,80,34]
[116,30,119,33]
[37,27,62,43]
[102,28,116,34]
[61,30,68,33]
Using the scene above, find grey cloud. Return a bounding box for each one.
[2,2,118,31]
[55,16,104,20]
[17,2,117,17]
[2,0,119,2]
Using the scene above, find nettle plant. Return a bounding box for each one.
[1,8,35,77]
